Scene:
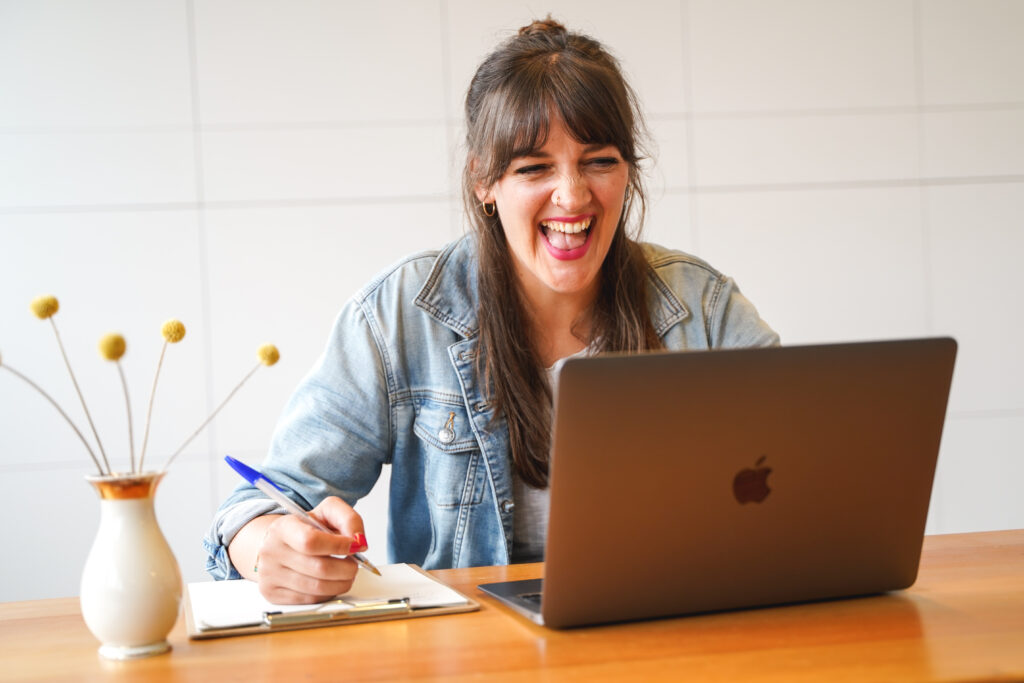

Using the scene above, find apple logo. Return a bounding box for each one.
[733,455,772,504]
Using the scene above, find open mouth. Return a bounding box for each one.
[540,217,593,252]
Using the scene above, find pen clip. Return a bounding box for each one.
[262,598,411,628]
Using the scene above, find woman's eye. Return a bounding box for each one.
[588,157,620,168]
[514,164,547,175]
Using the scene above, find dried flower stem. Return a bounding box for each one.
[137,341,168,474]
[116,360,135,473]
[1,365,105,475]
[49,318,111,474]
[161,361,262,472]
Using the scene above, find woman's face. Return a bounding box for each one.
[478,118,630,308]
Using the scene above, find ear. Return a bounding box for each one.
[475,184,493,203]
[469,157,494,203]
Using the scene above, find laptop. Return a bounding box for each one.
[479,337,957,628]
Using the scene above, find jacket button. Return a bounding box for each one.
[500,499,515,513]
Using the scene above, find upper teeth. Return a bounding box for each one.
[541,218,592,234]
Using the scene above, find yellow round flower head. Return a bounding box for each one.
[257,344,280,367]
[98,333,127,361]
[161,319,186,343]
[30,295,60,319]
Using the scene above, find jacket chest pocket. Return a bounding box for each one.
[413,403,484,507]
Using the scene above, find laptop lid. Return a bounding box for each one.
[484,337,957,628]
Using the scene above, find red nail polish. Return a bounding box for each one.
[354,532,367,548]
[348,541,362,554]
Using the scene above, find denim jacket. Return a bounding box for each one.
[203,235,779,579]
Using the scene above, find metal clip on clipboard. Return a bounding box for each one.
[263,598,412,628]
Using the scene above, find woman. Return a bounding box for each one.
[204,19,778,604]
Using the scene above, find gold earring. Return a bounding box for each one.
[482,201,496,217]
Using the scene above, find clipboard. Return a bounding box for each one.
[184,563,479,639]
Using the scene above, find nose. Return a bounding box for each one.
[552,172,591,212]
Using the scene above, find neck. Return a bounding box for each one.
[519,283,595,368]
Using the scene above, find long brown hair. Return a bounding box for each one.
[463,18,662,488]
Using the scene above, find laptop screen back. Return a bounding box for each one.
[540,338,957,628]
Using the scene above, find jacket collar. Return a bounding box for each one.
[414,234,690,340]
[414,235,482,339]
[644,259,690,336]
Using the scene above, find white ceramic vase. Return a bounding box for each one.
[80,472,182,660]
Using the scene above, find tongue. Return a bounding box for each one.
[545,227,587,251]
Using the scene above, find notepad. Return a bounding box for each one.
[185,563,478,638]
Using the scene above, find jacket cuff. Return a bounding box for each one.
[202,498,285,580]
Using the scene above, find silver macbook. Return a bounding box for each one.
[479,337,957,628]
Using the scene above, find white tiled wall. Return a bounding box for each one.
[1,0,1020,602]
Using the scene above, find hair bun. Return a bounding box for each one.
[518,17,568,38]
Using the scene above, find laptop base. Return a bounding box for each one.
[478,579,545,625]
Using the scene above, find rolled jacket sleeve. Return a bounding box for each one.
[202,296,392,580]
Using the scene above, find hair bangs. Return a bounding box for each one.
[473,82,546,186]
[548,63,634,160]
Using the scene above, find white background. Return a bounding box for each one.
[1,0,1021,602]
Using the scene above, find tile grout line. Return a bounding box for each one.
[2,175,1024,218]
[438,0,462,239]
[678,0,700,254]
[912,0,936,337]
[3,176,1023,217]
[667,175,1024,193]
[0,194,455,216]
[912,0,944,535]
[0,450,260,476]
[184,0,220,513]
[645,101,1024,122]
[4,101,1021,136]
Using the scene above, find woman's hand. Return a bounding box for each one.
[228,496,369,604]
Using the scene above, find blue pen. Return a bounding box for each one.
[224,455,382,576]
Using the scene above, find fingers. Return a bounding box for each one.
[312,496,367,549]
[252,497,370,604]
[256,547,357,604]
[277,514,353,557]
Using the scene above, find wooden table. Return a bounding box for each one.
[2,530,1022,681]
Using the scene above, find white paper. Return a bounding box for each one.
[188,563,467,631]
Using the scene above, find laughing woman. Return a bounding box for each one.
[204,18,779,604]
